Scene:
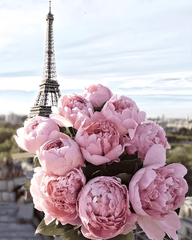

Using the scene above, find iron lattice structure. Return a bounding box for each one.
[28,1,61,118]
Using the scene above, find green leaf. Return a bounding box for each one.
[82,157,143,184]
[108,232,134,240]
[93,101,106,112]
[119,152,138,161]
[33,156,41,168]
[36,218,134,240]
[62,127,77,139]
[59,126,66,133]
[69,127,77,136]
[61,227,89,240]
[105,158,143,176]
[115,173,133,186]
[81,163,103,181]
[23,181,31,191]
[35,218,74,236]
[61,228,134,240]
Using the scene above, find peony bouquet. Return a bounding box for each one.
[15,84,188,240]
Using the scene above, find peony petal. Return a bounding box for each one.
[81,225,96,239]
[154,212,180,240]
[138,111,146,124]
[129,168,146,193]
[129,169,148,216]
[64,216,82,226]
[131,185,147,216]
[144,144,166,166]
[48,131,69,140]
[104,145,124,160]
[14,127,28,151]
[86,142,103,156]
[165,163,187,177]
[44,214,55,225]
[139,169,157,190]
[50,113,73,127]
[123,119,137,139]
[137,215,165,240]
[81,148,111,165]
[121,213,137,234]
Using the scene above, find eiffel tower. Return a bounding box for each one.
[28,1,61,118]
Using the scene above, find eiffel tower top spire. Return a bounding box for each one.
[49,0,51,13]
[42,0,57,84]
[28,1,61,119]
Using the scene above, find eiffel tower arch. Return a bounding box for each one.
[28,1,61,118]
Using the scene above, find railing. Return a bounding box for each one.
[133,226,191,240]
[133,224,173,240]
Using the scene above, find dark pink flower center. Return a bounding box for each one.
[66,96,87,110]
[44,139,64,150]
[28,121,39,132]
[32,122,39,129]
[85,119,120,154]
[113,99,133,113]
[87,85,98,93]
[47,172,83,213]
[85,181,127,236]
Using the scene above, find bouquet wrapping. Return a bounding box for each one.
[15,84,188,240]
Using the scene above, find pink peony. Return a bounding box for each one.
[37,135,84,176]
[102,95,146,138]
[129,163,188,240]
[77,176,137,239]
[81,84,113,108]
[30,167,86,225]
[126,121,170,160]
[75,112,125,165]
[14,116,62,154]
[50,93,93,129]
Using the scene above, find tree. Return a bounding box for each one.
[167,146,189,168]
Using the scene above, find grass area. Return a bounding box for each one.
[166,132,192,142]
[167,143,192,195]
[169,143,192,157]
[184,144,192,154]
[167,143,192,168]
[169,142,185,148]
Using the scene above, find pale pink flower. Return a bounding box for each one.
[14,116,62,154]
[77,176,137,239]
[37,135,84,176]
[129,163,188,240]
[30,167,86,225]
[81,84,113,108]
[50,93,93,129]
[126,121,170,160]
[75,112,125,165]
[102,95,146,138]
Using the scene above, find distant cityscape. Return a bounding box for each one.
[148,115,192,133]
[0,113,27,125]
[0,112,192,133]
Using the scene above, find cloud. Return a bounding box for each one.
[0,70,40,78]
[117,71,192,95]
[0,76,41,91]
[1,0,192,79]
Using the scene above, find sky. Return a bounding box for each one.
[0,0,192,119]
